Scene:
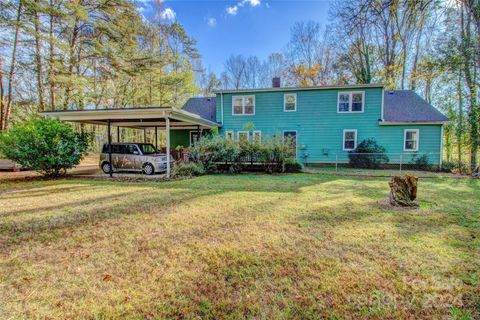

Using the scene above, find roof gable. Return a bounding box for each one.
[383,90,449,123]
[182,97,216,122]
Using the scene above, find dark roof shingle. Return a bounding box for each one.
[182,97,216,122]
[383,90,449,123]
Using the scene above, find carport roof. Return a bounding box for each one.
[40,107,220,129]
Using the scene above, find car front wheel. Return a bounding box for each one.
[102,162,112,174]
[143,163,155,175]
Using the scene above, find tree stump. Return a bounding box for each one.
[388,175,419,207]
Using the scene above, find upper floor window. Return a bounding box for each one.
[232,95,255,115]
[343,129,357,151]
[338,92,364,113]
[284,93,297,112]
[404,129,419,151]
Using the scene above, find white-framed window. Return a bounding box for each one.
[237,131,249,142]
[225,130,234,141]
[190,131,200,146]
[404,129,419,151]
[343,129,357,151]
[232,95,255,115]
[338,91,364,113]
[253,130,261,143]
[284,93,297,112]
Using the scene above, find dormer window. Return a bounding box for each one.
[338,92,364,113]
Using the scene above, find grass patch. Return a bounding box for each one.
[0,174,479,318]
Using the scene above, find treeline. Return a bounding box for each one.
[0,0,200,130]
[215,0,480,171]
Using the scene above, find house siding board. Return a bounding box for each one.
[170,130,190,148]
[216,87,443,165]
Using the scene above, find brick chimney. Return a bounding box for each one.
[272,77,281,88]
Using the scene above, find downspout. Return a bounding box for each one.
[220,92,224,125]
[380,87,385,121]
[440,124,444,167]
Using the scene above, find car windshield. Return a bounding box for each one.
[137,144,158,155]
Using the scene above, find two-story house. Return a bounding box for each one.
[178,79,448,166]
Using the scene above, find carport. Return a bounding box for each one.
[41,107,219,178]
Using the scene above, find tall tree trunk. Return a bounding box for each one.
[34,0,45,111]
[63,16,79,110]
[409,30,422,90]
[48,0,55,111]
[457,70,464,162]
[0,55,5,130]
[460,2,479,171]
[4,0,23,130]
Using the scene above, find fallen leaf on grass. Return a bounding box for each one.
[102,274,112,281]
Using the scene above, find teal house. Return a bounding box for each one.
[183,80,448,166]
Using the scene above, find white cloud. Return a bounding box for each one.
[226,0,261,15]
[160,7,176,21]
[207,17,217,27]
[245,0,260,7]
[226,5,238,15]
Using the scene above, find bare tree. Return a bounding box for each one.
[244,56,261,88]
[224,55,246,89]
[32,0,45,111]
[3,0,23,130]
[285,21,335,86]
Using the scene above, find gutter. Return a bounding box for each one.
[378,121,449,125]
[214,83,384,94]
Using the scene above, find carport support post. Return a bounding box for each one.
[166,117,171,178]
[155,126,158,150]
[107,119,113,177]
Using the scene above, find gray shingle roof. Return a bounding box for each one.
[182,91,449,124]
[182,97,217,122]
[383,90,449,123]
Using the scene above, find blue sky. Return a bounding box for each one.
[139,0,331,74]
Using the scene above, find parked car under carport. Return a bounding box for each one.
[100,143,174,175]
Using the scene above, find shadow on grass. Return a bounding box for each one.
[0,174,343,248]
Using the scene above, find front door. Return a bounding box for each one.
[283,131,297,159]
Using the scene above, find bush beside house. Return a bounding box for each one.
[0,117,91,177]
[348,138,389,169]
[180,134,302,176]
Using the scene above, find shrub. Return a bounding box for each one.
[440,160,469,174]
[409,154,431,171]
[189,133,297,174]
[172,161,205,178]
[348,138,389,169]
[257,135,296,173]
[284,158,303,173]
[0,117,90,177]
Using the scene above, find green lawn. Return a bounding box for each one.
[0,174,479,319]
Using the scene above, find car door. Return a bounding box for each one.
[115,145,129,170]
[124,144,138,170]
[111,145,123,169]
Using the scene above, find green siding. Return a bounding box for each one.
[216,88,443,165]
[170,130,190,148]
[169,129,211,148]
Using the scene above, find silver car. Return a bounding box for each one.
[99,143,174,175]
